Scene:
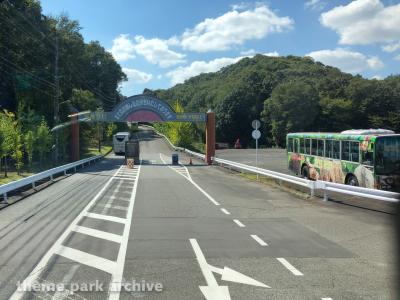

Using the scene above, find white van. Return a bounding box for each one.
[113,132,131,154]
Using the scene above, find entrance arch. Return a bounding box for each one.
[71,94,215,164]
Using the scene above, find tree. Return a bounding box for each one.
[24,130,35,170]
[35,117,52,166]
[105,123,117,141]
[0,111,16,177]
[263,81,319,146]
[11,125,23,175]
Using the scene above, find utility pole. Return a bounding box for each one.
[54,34,60,165]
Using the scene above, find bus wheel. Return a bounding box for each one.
[301,166,309,179]
[346,175,359,186]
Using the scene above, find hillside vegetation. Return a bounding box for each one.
[149,55,400,147]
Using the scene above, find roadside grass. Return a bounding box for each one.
[81,145,112,159]
[238,172,310,199]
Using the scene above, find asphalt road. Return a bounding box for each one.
[215,148,290,174]
[0,127,396,300]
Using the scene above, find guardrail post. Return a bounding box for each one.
[74,166,77,172]
[64,170,67,175]
[323,189,328,201]
[50,175,54,181]
[3,193,8,204]
[32,182,36,189]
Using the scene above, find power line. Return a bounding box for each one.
[0,56,56,88]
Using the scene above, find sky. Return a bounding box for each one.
[40,0,400,96]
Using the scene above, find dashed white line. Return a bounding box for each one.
[321,298,333,300]
[220,208,231,215]
[250,234,268,246]
[159,153,220,206]
[276,258,304,276]
[233,219,245,227]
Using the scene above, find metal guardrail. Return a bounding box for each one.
[0,155,103,203]
[185,150,399,203]
[151,128,399,203]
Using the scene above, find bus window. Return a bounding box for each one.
[333,141,340,159]
[287,138,293,152]
[305,139,311,155]
[294,139,299,153]
[362,151,373,166]
[341,141,350,161]
[325,140,333,158]
[311,139,317,155]
[299,138,305,154]
[317,140,324,156]
[350,141,360,162]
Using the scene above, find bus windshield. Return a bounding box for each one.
[375,136,400,175]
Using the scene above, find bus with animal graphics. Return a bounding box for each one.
[286,129,400,192]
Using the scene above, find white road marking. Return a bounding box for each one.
[101,180,124,214]
[51,264,80,300]
[109,164,142,300]
[10,164,142,300]
[72,225,122,243]
[250,234,268,246]
[321,298,333,300]
[55,246,117,273]
[102,203,128,211]
[9,165,123,300]
[276,258,304,276]
[208,265,270,288]
[85,212,126,224]
[233,219,245,227]
[220,208,231,215]
[189,239,230,300]
[113,176,136,181]
[160,153,220,206]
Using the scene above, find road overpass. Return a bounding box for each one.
[0,127,396,300]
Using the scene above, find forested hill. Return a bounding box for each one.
[148,55,400,147]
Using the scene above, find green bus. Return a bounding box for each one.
[286,130,400,192]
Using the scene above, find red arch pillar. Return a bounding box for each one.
[205,111,215,165]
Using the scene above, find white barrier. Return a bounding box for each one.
[0,155,103,203]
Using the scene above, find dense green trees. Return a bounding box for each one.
[151,55,400,148]
[263,81,319,146]
[0,0,126,176]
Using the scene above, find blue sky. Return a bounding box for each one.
[40,0,400,96]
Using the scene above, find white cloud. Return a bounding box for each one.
[394,54,400,61]
[306,48,384,73]
[240,49,256,56]
[121,68,152,90]
[320,0,400,45]
[133,35,186,68]
[263,51,279,57]
[372,75,383,80]
[166,56,247,85]
[180,4,293,52]
[382,42,400,53]
[305,0,326,11]
[109,34,135,61]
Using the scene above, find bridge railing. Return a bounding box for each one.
[0,155,103,203]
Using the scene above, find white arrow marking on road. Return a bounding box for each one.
[190,238,231,300]
[189,239,270,300]
[208,265,270,288]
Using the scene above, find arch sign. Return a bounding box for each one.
[72,94,215,165]
[91,95,207,123]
